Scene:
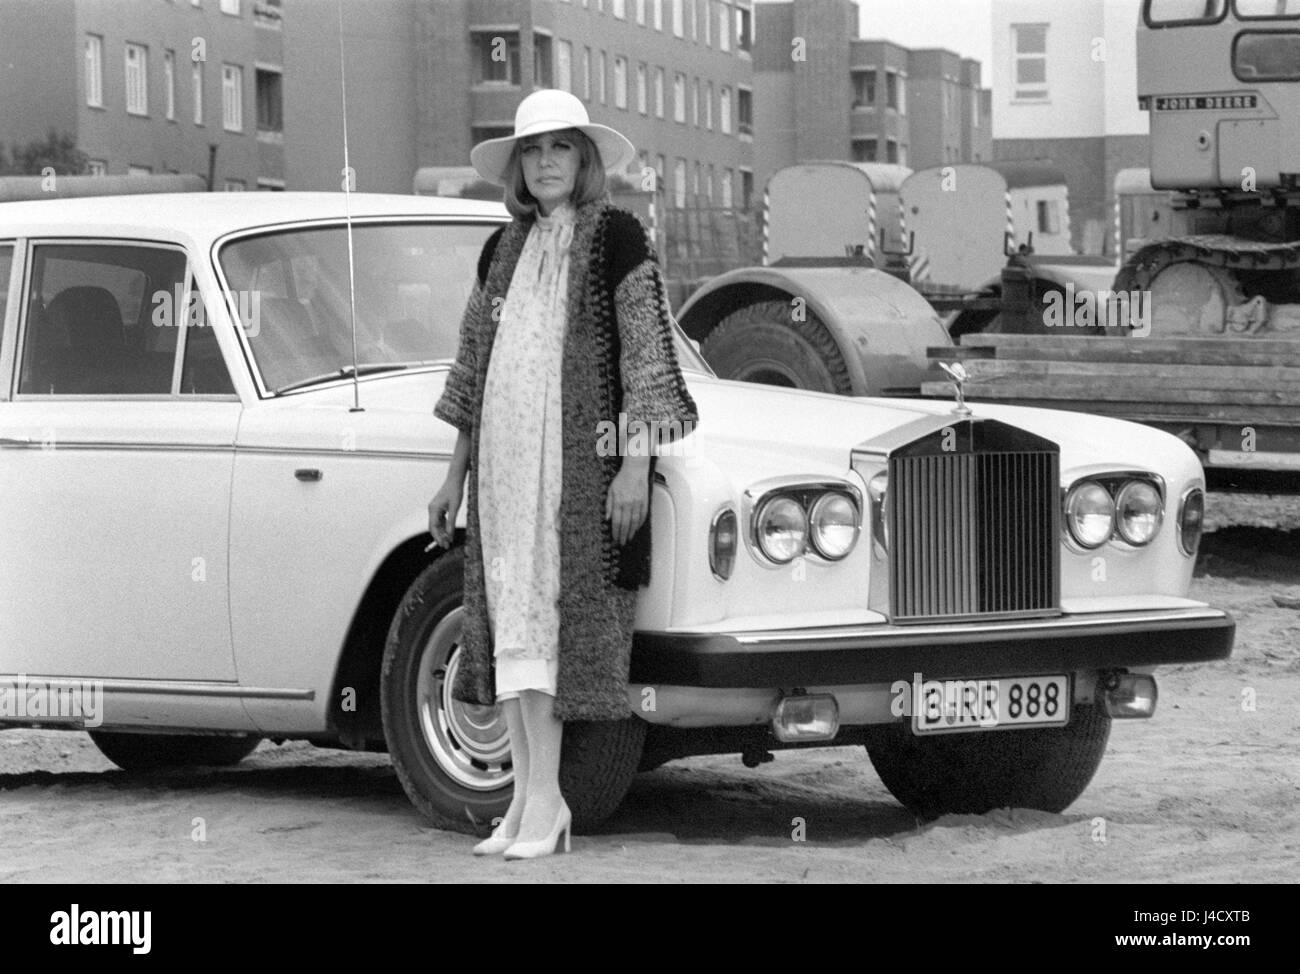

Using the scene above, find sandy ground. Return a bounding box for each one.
[1,492,1297,883]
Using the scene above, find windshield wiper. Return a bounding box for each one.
[274,363,410,395]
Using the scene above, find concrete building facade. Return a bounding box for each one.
[0,0,284,190]
[752,0,991,199]
[990,0,1149,255]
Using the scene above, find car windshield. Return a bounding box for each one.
[219,220,711,393]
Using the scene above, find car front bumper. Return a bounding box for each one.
[630,606,1234,688]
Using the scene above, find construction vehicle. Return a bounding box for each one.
[925,0,1300,491]
[673,159,1110,396]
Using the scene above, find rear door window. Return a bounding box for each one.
[19,243,186,395]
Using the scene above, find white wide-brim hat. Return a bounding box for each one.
[470,88,637,186]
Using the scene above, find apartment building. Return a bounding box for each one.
[991,0,1148,254]
[404,0,757,209]
[0,0,285,190]
[751,0,991,197]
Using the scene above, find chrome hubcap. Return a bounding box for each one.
[416,606,512,791]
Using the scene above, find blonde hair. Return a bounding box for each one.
[502,128,607,221]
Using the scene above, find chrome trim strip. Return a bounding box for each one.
[720,607,1231,648]
[0,440,452,460]
[3,676,315,700]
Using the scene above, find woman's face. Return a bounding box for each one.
[519,130,580,214]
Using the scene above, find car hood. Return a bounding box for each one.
[253,367,1198,484]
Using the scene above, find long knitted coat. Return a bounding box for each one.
[434,192,699,721]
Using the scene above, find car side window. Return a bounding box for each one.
[179,275,236,395]
[0,244,13,350]
[18,243,186,395]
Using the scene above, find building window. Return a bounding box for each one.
[719,1,730,51]
[613,56,628,108]
[688,0,697,40]
[222,64,242,131]
[741,169,753,209]
[719,85,731,133]
[673,157,686,207]
[852,138,878,162]
[125,44,148,116]
[703,0,711,45]
[705,163,714,203]
[474,32,521,85]
[1037,200,1060,234]
[886,139,898,164]
[653,0,663,30]
[672,0,684,36]
[582,47,592,99]
[691,77,699,125]
[971,87,980,127]
[1013,23,1048,100]
[885,71,899,110]
[737,86,752,136]
[597,50,607,103]
[693,161,701,200]
[85,35,104,108]
[613,0,626,17]
[636,63,647,113]
[899,73,907,114]
[163,50,176,120]
[656,153,666,191]
[557,41,573,92]
[673,73,685,122]
[535,34,554,86]
[220,0,239,14]
[87,160,107,176]
[899,144,908,167]
[654,67,665,117]
[192,62,204,125]
[705,80,713,128]
[256,67,282,132]
[853,69,876,108]
[720,168,732,207]
[736,3,751,52]
[636,0,646,25]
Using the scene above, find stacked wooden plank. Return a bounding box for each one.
[921,334,1300,425]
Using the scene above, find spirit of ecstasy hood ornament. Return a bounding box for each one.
[938,361,973,417]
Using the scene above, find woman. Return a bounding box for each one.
[428,89,698,860]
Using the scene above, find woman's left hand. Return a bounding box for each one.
[606,456,651,546]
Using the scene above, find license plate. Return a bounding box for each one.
[911,675,1070,735]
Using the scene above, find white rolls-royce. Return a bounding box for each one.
[0,193,1233,831]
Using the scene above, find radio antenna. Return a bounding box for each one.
[338,0,362,412]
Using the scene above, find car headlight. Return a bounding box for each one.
[1115,480,1163,546]
[808,491,859,560]
[1178,487,1204,557]
[1065,480,1114,549]
[755,495,808,563]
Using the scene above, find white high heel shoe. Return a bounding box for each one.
[472,819,518,856]
[503,801,572,861]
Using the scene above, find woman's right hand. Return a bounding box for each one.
[428,480,462,549]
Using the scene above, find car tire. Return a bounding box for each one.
[88,731,261,771]
[864,704,1112,821]
[699,300,854,394]
[381,550,648,835]
[382,549,512,834]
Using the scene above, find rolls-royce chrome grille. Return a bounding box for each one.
[888,449,1059,622]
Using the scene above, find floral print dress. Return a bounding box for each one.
[476,201,576,700]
